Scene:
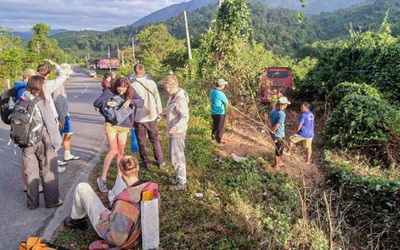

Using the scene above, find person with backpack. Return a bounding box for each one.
[93,77,144,193]
[17,75,63,210]
[13,69,41,193]
[131,64,165,169]
[63,155,157,249]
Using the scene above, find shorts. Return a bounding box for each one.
[272,136,285,157]
[60,116,73,135]
[289,134,313,149]
[105,122,130,134]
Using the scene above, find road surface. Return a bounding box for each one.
[0,68,106,249]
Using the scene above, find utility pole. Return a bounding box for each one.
[107,46,111,72]
[184,11,192,60]
[132,36,136,65]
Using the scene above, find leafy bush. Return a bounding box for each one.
[322,94,399,166]
[327,82,381,108]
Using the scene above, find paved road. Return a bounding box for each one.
[0,69,107,249]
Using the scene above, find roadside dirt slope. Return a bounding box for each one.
[215,109,325,186]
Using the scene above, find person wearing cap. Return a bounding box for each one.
[52,63,81,165]
[285,102,314,163]
[210,78,229,144]
[269,96,291,170]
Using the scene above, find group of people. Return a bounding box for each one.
[14,60,80,210]
[269,97,315,170]
[12,59,315,248]
[62,63,190,249]
[93,64,189,192]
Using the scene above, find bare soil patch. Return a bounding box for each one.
[215,109,325,186]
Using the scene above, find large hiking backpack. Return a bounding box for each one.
[0,88,18,125]
[10,96,44,148]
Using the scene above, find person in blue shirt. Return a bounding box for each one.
[269,96,291,170]
[286,102,315,163]
[210,79,229,144]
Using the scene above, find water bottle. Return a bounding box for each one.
[8,97,15,109]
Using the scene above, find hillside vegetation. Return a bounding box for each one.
[52,0,399,249]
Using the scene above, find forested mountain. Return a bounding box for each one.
[51,0,400,57]
[134,0,367,26]
[314,0,400,39]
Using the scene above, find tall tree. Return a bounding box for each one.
[27,23,64,63]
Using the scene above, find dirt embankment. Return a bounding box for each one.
[216,109,325,187]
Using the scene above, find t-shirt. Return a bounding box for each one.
[210,88,229,115]
[297,110,314,138]
[269,109,286,139]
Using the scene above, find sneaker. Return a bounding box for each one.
[169,183,187,191]
[58,166,66,173]
[169,178,177,185]
[97,177,108,193]
[58,160,67,166]
[158,162,166,168]
[63,216,88,230]
[64,155,81,161]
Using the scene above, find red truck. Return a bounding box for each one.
[258,67,293,106]
[96,58,120,70]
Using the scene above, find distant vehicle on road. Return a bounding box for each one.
[258,67,293,106]
[87,69,97,77]
[96,58,120,70]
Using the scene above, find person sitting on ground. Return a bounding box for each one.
[285,102,315,163]
[64,155,157,249]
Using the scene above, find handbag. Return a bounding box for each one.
[130,128,139,153]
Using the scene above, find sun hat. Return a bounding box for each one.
[278,96,291,105]
[217,78,228,86]
[60,63,74,75]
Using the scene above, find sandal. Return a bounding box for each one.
[46,199,63,208]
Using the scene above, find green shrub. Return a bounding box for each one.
[322,94,399,166]
[327,82,381,108]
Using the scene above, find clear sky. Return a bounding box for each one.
[0,0,186,32]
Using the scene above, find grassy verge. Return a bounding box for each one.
[53,91,328,249]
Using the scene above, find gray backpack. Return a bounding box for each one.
[10,97,43,148]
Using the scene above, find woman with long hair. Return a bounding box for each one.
[93,77,144,193]
[22,75,63,209]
